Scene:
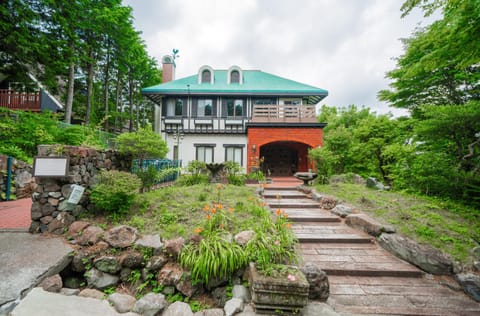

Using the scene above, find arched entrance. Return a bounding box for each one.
[260,141,310,176]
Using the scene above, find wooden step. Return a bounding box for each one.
[267,201,321,209]
[296,233,374,244]
[284,209,341,222]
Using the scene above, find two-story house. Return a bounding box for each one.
[142,56,328,176]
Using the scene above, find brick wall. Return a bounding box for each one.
[247,127,323,173]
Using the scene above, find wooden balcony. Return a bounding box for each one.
[0,89,41,112]
[251,104,317,123]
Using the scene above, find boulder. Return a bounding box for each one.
[94,256,121,274]
[119,251,144,268]
[47,212,75,234]
[366,177,385,190]
[455,273,480,302]
[60,288,80,296]
[319,196,337,210]
[224,298,244,316]
[212,286,228,307]
[68,221,90,237]
[78,288,105,299]
[85,268,119,290]
[301,262,329,300]
[194,308,224,316]
[176,273,203,298]
[164,237,185,258]
[75,225,104,246]
[108,293,137,313]
[234,230,255,246]
[345,213,385,236]
[232,284,250,303]
[104,225,138,248]
[132,293,167,316]
[146,255,169,271]
[39,274,62,293]
[331,204,353,218]
[378,233,452,275]
[63,276,83,289]
[135,234,163,255]
[157,262,183,286]
[162,301,193,316]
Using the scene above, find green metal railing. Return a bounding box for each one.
[132,159,182,184]
[57,121,118,149]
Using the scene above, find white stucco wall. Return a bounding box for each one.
[165,134,248,171]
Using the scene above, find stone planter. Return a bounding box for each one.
[248,263,309,314]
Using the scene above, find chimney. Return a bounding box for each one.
[162,55,175,83]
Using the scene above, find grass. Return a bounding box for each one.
[315,182,480,264]
[119,184,263,240]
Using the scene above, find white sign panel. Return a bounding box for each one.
[68,184,85,204]
[33,157,69,177]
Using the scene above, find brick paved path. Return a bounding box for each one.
[264,185,480,315]
[0,198,31,231]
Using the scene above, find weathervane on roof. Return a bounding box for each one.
[172,49,179,67]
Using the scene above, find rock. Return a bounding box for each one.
[39,274,62,293]
[119,251,144,268]
[132,293,167,316]
[235,304,257,316]
[78,288,105,299]
[60,288,80,296]
[104,225,138,248]
[473,246,480,259]
[302,301,340,316]
[85,268,119,290]
[39,216,54,225]
[232,284,250,302]
[176,273,203,298]
[63,276,83,289]
[311,192,323,202]
[157,262,183,286]
[345,213,386,236]
[108,293,137,313]
[47,212,75,234]
[135,234,163,255]
[194,308,224,316]
[68,221,90,237]
[319,196,337,210]
[71,251,90,272]
[234,230,255,246]
[455,273,480,302]
[120,268,132,282]
[378,233,452,275]
[162,301,194,316]
[331,204,353,218]
[224,298,244,316]
[301,263,329,300]
[164,237,185,258]
[212,286,228,307]
[366,177,385,190]
[146,255,169,270]
[94,256,121,274]
[75,225,104,246]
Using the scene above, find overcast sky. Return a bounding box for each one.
[123,0,436,116]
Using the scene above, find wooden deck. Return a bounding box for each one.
[0,89,41,111]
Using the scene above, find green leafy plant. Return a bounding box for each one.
[90,170,142,215]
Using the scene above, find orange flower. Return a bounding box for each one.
[283,213,289,218]
[216,184,223,190]
[211,208,217,214]
[206,214,212,220]
[275,209,283,216]
[203,204,210,212]
[286,223,292,229]
[194,227,204,234]
[219,224,224,229]
[216,204,223,210]
[228,207,234,213]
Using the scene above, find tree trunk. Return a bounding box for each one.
[128,77,134,132]
[103,43,111,131]
[85,48,94,125]
[114,71,122,132]
[64,60,75,124]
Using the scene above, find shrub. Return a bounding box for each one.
[90,170,141,214]
[227,174,245,186]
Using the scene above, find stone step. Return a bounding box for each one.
[296,233,374,244]
[263,186,298,191]
[284,210,341,222]
[263,191,308,199]
[328,276,480,315]
[312,262,424,278]
[267,201,321,209]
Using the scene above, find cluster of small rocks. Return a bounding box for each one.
[0,154,34,201]
[29,145,131,234]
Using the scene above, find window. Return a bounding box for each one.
[201,70,211,83]
[166,98,184,116]
[280,98,302,105]
[197,99,213,116]
[225,146,243,166]
[226,99,243,117]
[196,145,214,163]
[230,70,240,83]
[254,98,276,105]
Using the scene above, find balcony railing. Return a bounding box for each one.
[251,104,317,122]
[0,89,41,111]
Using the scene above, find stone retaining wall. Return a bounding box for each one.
[0,155,34,201]
[30,145,132,233]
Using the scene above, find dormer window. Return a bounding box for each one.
[230,70,240,83]
[201,70,211,83]
[227,66,243,85]
[198,65,214,84]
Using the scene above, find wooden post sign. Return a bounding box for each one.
[33,156,69,177]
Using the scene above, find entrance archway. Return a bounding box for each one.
[260,141,309,176]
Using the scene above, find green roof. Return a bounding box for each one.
[142,70,328,104]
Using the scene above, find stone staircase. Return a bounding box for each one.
[263,185,480,315]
